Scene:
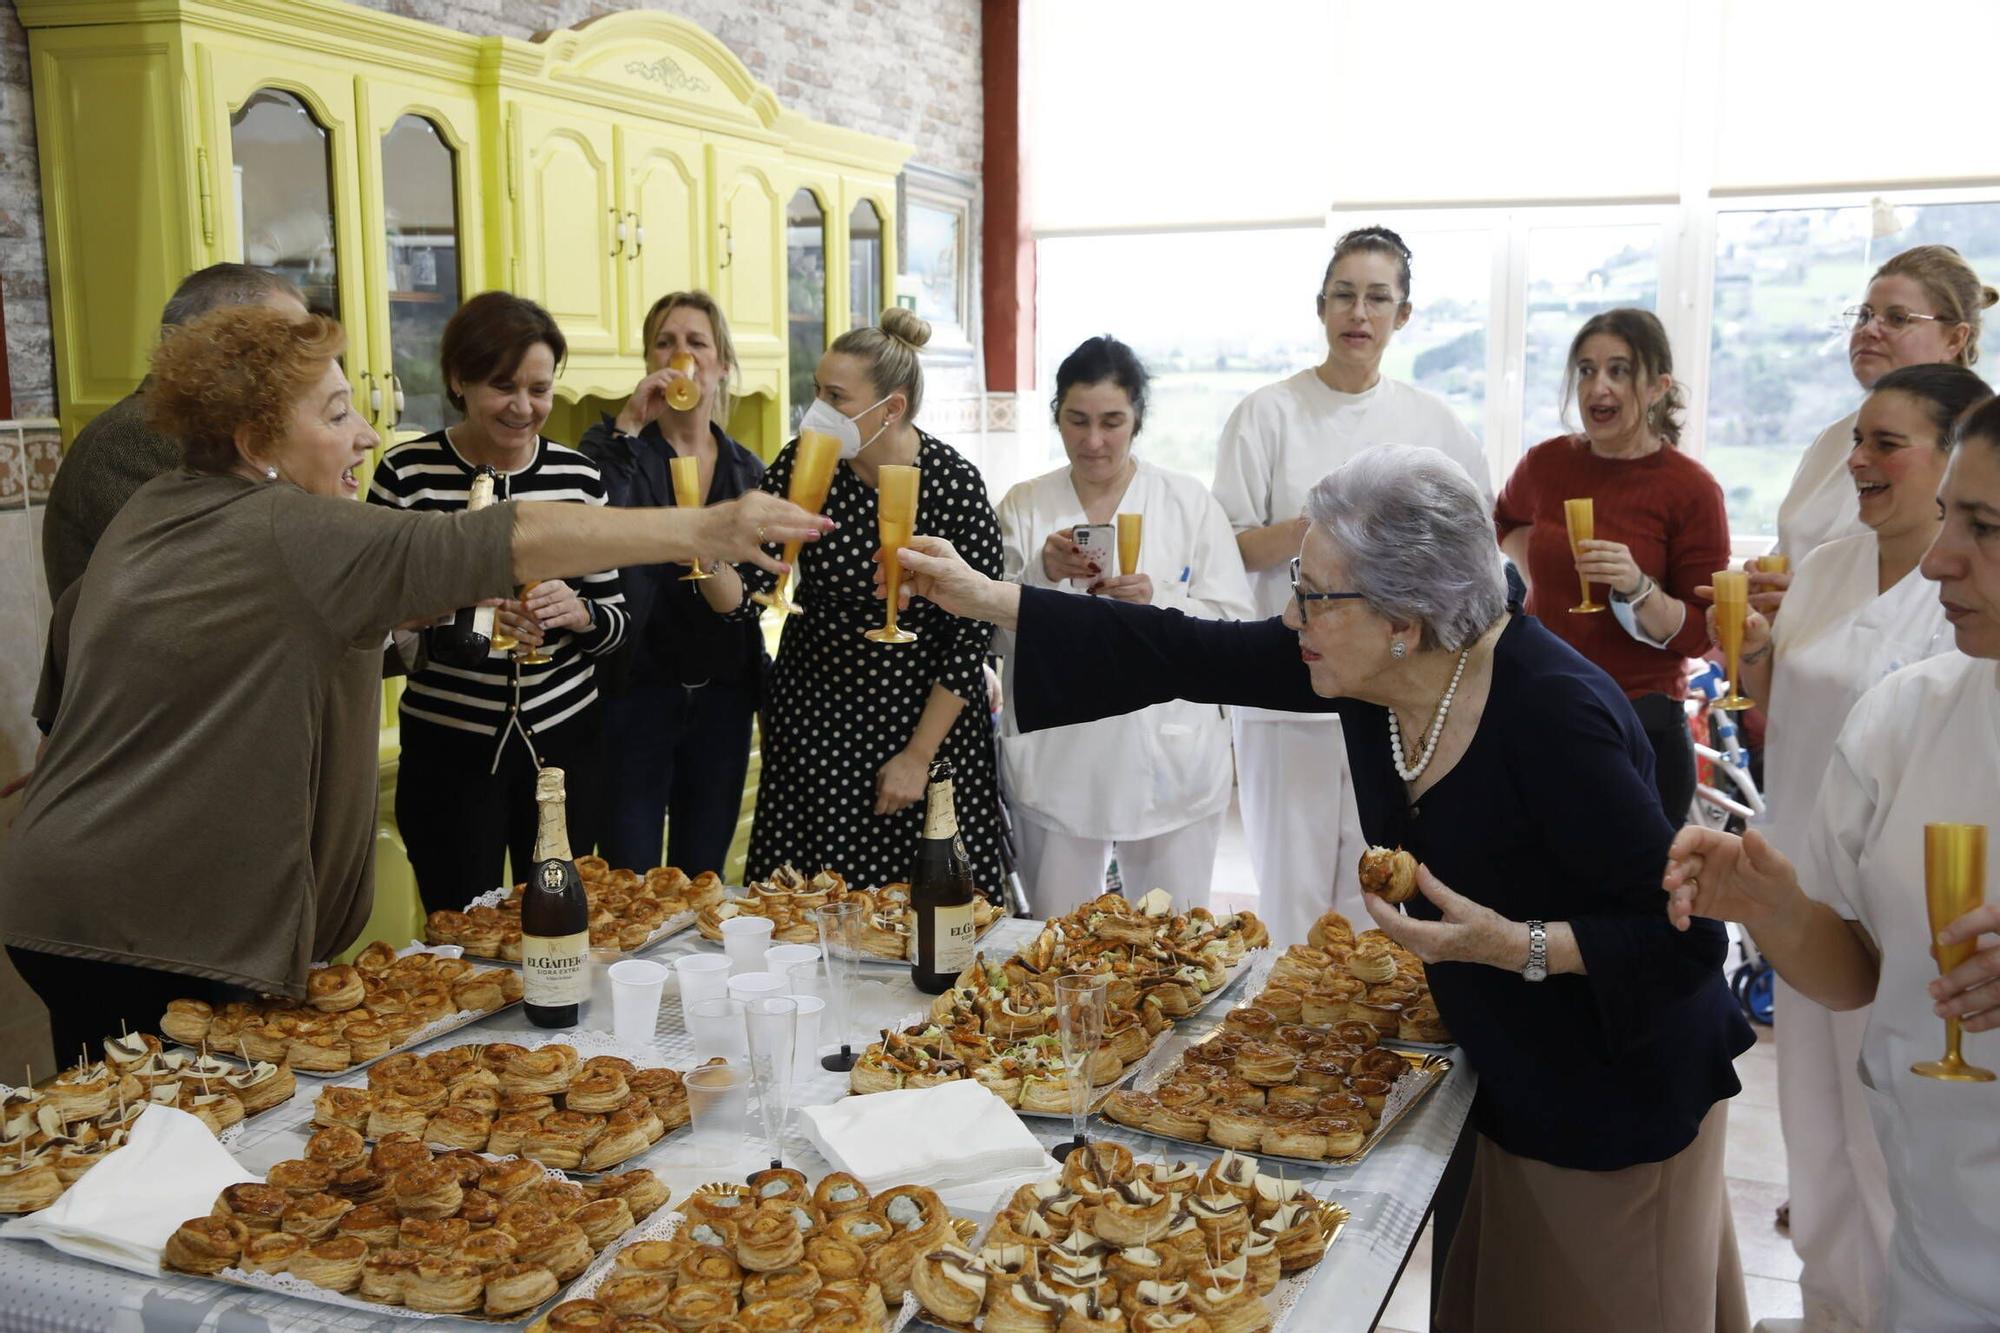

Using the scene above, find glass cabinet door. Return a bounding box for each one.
[850,199,884,330]
[230,89,340,317]
[786,188,827,429]
[380,114,463,434]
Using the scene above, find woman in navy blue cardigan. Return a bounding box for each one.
[890,444,1753,1333]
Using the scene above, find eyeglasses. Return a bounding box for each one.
[1290,557,1367,618]
[1322,289,1404,316]
[1840,304,1959,335]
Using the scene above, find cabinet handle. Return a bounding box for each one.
[359,371,384,419]
[610,208,624,258]
[195,147,215,246]
[628,211,642,259]
[719,222,733,270]
[389,373,406,429]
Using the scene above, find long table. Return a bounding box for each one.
[0,917,1474,1332]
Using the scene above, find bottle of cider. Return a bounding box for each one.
[428,465,499,667]
[910,760,978,994]
[521,766,588,1028]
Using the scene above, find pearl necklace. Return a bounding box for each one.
[1386,646,1472,783]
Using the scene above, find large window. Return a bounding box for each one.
[1705,200,2000,538]
[1520,223,1663,447]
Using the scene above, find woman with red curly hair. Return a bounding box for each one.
[0,306,824,1063]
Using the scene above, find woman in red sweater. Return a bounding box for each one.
[1496,307,1729,822]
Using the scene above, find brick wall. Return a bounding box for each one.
[0,0,983,418]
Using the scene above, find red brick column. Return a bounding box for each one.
[981,0,1032,395]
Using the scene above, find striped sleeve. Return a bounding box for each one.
[539,447,627,658]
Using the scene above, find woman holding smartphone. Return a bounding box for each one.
[995,336,1252,912]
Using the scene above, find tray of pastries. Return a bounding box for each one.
[698,864,1006,964]
[159,945,524,1078]
[908,1142,1346,1331]
[536,1167,979,1332]
[1101,995,1453,1166]
[312,1041,689,1175]
[0,1036,297,1214]
[846,1018,1155,1119]
[160,1131,668,1321]
[1263,909,1451,1049]
[428,858,721,964]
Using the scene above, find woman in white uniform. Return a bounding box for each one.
[1666,395,2000,1332]
[1707,364,1986,1333]
[1212,226,1489,944]
[997,335,1253,913]
[1758,244,1994,618]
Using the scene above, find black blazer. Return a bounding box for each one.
[1013,587,1752,1170]
[578,417,768,696]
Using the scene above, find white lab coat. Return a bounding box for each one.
[1763,532,1950,1332]
[1210,369,1489,945]
[996,459,1253,843]
[1775,411,1867,562]
[1799,651,2000,1331]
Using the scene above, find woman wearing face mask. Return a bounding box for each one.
[1759,245,1995,618]
[1495,307,1729,822]
[368,291,627,912]
[994,335,1252,913]
[1664,397,2000,1333]
[705,308,1007,894]
[578,291,767,876]
[1702,364,1987,1333]
[1212,225,1491,948]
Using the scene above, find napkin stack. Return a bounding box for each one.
[799,1080,1056,1206]
[0,1105,257,1276]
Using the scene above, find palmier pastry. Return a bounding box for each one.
[678,1242,743,1290]
[570,1196,636,1249]
[549,1298,618,1332]
[265,1158,336,1196]
[477,1157,544,1202]
[484,1261,560,1317]
[423,1105,493,1152]
[537,1177,592,1217]
[600,1273,674,1317]
[450,1228,518,1271]
[663,1284,738,1328]
[594,1167,669,1221]
[1230,1043,1298,1088]
[564,1065,630,1114]
[362,1094,428,1143]
[502,1047,573,1096]
[1350,1075,1395,1117]
[337,1021,392,1065]
[741,1296,816,1331]
[163,1215,248,1276]
[391,1162,463,1219]
[518,1221,594,1282]
[370,1132,434,1173]
[1399,1001,1451,1044]
[1347,942,1397,986]
[745,1262,822,1305]
[487,1110,545,1158]
[450,972,507,1014]
[822,1277,889,1327]
[582,1117,651,1171]
[1357,846,1419,904]
[242,1231,304,1275]
[301,1124,366,1171]
[448,1081,502,1117]
[307,964,365,1013]
[736,1201,808,1271]
[290,1235,367,1292]
[288,1033,353,1074]
[160,999,214,1045]
[398,1216,472,1254]
[1259,1116,1326,1161]
[495,1201,559,1240]
[1203,1106,1266,1151]
[335,1201,400,1248]
[357,1247,418,1303]
[280,1191,354,1241]
[213,1182,291,1234]
[400,1256,482,1313]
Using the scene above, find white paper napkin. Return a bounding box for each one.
[0,1104,257,1276]
[797,1080,1055,1195]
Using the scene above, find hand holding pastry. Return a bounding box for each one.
[1364,861,1527,972]
[1357,846,1419,904]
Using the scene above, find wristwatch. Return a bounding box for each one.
[1522,920,1548,983]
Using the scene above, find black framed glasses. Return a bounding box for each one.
[1290,556,1366,618]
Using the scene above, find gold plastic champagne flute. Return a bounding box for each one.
[670,455,712,582]
[864,464,920,644]
[1914,822,1997,1081]
[515,581,552,665]
[1116,512,1143,576]
[666,352,701,413]
[1564,498,1603,613]
[1712,568,1752,710]
[752,429,842,616]
[1754,554,1790,575]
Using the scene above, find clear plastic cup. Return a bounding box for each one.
[788,994,826,1079]
[726,971,789,1005]
[763,943,820,986]
[687,996,749,1064]
[583,947,622,1031]
[607,958,669,1049]
[684,1062,748,1167]
[721,916,776,975]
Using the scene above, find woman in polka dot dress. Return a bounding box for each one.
[706,308,1007,896]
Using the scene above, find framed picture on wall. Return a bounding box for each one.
[898,163,978,365]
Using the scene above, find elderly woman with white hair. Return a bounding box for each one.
[888,444,1755,1332]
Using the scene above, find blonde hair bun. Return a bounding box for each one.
[879,306,933,350]
[1983,284,1999,311]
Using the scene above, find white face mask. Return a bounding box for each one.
[798,393,893,460]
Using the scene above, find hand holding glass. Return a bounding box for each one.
[1712,569,1752,711]
[865,464,920,644]
[1563,498,1603,613]
[1914,822,1996,1082]
[514,581,552,665]
[1116,512,1143,576]
[671,455,712,582]
[754,430,842,616]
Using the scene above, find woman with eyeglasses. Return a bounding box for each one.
[885,443,1754,1332]
[1495,307,1729,824]
[1212,225,1491,949]
[1765,245,1995,617]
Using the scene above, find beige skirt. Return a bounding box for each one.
[1436,1101,1749,1333]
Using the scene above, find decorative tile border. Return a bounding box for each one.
[0,427,23,507]
[983,393,1020,432]
[0,420,63,509]
[23,428,59,505]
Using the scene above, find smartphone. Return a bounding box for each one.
[1070,523,1115,589]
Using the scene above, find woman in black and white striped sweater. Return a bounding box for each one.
[369,292,627,911]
